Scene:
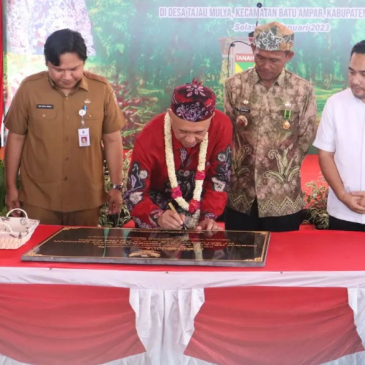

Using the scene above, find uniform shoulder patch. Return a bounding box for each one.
[22,71,49,83]
[83,71,109,85]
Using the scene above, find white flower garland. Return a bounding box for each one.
[164,112,208,213]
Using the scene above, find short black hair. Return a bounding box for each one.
[351,40,365,56]
[44,29,87,66]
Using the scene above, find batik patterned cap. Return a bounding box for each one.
[253,22,294,51]
[171,80,216,122]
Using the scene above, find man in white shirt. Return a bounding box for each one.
[314,40,365,231]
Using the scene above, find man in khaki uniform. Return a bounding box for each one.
[5,29,126,226]
[224,22,317,232]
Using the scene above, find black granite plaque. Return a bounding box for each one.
[22,227,270,267]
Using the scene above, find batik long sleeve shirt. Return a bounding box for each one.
[125,110,233,228]
[224,68,317,217]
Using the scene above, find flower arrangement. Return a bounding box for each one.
[303,177,329,229]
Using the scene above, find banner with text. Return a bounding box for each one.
[4,0,364,147]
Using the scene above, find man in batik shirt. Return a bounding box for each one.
[224,22,317,231]
[125,81,232,230]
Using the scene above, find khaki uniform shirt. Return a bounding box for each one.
[5,71,126,212]
[224,68,317,217]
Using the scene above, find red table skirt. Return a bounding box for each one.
[186,286,364,365]
[0,284,364,365]
[0,284,145,365]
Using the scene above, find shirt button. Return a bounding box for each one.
[65,137,69,141]
[42,114,46,118]
[64,177,68,181]
[66,116,69,120]
[65,97,68,101]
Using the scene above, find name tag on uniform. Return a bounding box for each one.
[78,128,90,147]
[235,107,251,113]
[36,104,54,109]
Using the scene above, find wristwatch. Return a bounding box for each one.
[110,183,124,191]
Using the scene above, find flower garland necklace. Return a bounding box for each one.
[164,112,208,214]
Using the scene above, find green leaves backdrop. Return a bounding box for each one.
[84,0,363,147]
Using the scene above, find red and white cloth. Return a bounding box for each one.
[0,226,365,365]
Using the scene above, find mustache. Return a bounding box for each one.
[351,84,365,90]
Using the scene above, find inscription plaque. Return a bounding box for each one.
[22,227,270,267]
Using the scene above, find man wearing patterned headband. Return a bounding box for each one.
[125,81,232,230]
[224,21,317,232]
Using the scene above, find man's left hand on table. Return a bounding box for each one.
[196,218,222,231]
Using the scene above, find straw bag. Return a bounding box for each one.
[0,209,40,250]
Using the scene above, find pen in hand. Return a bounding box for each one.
[168,202,188,230]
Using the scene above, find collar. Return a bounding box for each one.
[275,69,286,88]
[48,76,56,88]
[78,76,89,91]
[48,73,89,92]
[251,67,286,88]
[349,88,365,105]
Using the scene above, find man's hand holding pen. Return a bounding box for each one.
[156,203,188,230]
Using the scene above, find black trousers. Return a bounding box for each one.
[329,215,365,232]
[225,200,302,232]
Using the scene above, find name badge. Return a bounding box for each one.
[235,107,251,113]
[37,104,54,109]
[78,128,90,147]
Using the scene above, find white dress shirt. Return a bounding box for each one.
[313,88,365,224]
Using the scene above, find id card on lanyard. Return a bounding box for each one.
[78,105,90,147]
